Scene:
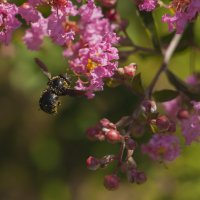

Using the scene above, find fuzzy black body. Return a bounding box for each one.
[48,75,71,96]
[39,90,59,114]
[35,57,85,114]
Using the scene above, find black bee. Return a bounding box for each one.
[35,58,85,114]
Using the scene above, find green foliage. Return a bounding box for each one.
[131,73,145,97]
[153,89,179,102]
[166,70,200,101]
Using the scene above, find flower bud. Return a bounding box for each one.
[134,171,147,184]
[125,137,137,150]
[177,109,189,120]
[104,174,120,190]
[86,156,100,170]
[167,120,176,133]
[105,129,122,143]
[141,100,157,113]
[124,63,137,77]
[127,168,147,184]
[156,115,170,131]
[100,118,116,130]
[127,168,137,183]
[105,8,119,21]
[117,67,125,75]
[86,127,105,141]
[100,0,117,7]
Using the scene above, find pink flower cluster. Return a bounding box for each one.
[136,0,200,33]
[136,0,157,11]
[65,0,119,98]
[163,74,200,145]
[0,3,21,44]
[0,0,119,98]
[142,134,180,162]
[162,0,200,33]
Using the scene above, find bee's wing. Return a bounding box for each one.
[34,58,52,79]
[61,89,85,97]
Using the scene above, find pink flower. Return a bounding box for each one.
[19,3,40,23]
[181,101,200,145]
[163,97,181,119]
[181,114,200,145]
[65,0,119,98]
[136,0,158,12]
[162,0,200,33]
[28,0,43,7]
[0,3,21,45]
[141,134,180,162]
[162,12,188,34]
[23,16,47,50]
[47,9,76,45]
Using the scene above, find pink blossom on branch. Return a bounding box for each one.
[162,0,200,33]
[23,16,48,50]
[0,3,21,45]
[181,101,200,145]
[18,2,40,24]
[141,134,180,162]
[65,0,119,98]
[136,0,158,12]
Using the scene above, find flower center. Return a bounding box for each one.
[171,0,191,12]
[158,146,166,155]
[86,59,98,71]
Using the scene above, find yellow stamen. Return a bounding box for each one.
[86,59,97,71]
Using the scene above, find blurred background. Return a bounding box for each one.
[1,0,200,199]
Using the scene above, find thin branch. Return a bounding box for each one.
[146,33,183,98]
[122,29,156,54]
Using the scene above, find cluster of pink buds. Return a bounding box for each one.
[86,118,148,190]
[86,118,122,143]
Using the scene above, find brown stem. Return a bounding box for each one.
[113,141,125,174]
[146,33,183,98]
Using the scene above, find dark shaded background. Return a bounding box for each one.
[1,0,200,199]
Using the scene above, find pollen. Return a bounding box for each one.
[158,147,166,154]
[86,59,97,71]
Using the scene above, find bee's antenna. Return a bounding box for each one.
[34,58,52,80]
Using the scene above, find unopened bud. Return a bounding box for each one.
[105,8,119,21]
[177,109,189,120]
[104,174,120,190]
[86,156,100,170]
[100,118,116,130]
[124,63,137,76]
[101,0,117,7]
[167,120,176,133]
[141,100,157,113]
[117,67,125,75]
[125,137,137,150]
[86,127,105,141]
[156,115,170,131]
[127,169,147,184]
[134,171,147,184]
[105,129,122,143]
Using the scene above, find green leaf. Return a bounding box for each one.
[132,73,145,96]
[153,89,179,102]
[137,11,161,51]
[166,70,200,101]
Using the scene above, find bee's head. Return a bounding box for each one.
[59,74,71,85]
